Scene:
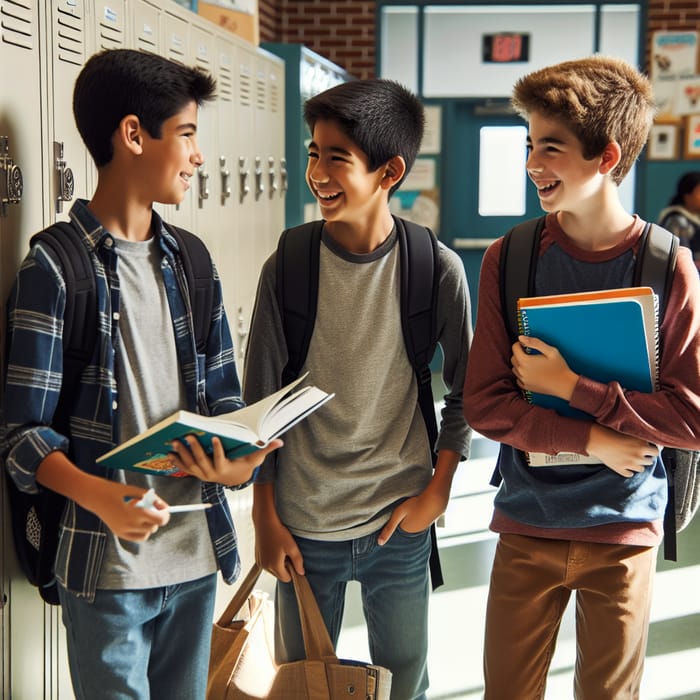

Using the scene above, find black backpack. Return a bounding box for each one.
[499,215,700,561]
[275,218,446,588]
[4,220,214,604]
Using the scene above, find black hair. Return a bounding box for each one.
[669,171,700,206]
[303,79,425,195]
[73,48,216,167]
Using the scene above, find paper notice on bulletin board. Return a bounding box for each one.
[391,158,440,231]
[420,105,442,155]
[651,31,699,117]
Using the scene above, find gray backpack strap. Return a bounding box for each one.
[633,222,678,323]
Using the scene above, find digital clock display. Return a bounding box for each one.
[482,33,530,63]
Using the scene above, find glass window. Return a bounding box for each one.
[479,126,527,216]
[380,6,419,93]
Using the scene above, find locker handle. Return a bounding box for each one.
[198,169,209,207]
[239,156,250,203]
[268,156,277,198]
[54,141,74,214]
[0,136,23,217]
[254,156,264,200]
[220,156,231,203]
[280,158,288,194]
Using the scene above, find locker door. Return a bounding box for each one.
[1,7,50,699]
[48,0,88,221]
[214,33,240,343]
[232,41,256,366]
[160,7,194,231]
[90,0,126,52]
[257,51,285,256]
[129,0,160,53]
[189,20,219,261]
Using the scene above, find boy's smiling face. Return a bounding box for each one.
[525,111,606,214]
[305,119,389,227]
[138,100,204,205]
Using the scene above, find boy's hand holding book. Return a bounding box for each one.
[512,334,579,401]
[169,435,283,486]
[585,424,660,478]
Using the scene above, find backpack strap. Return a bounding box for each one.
[634,222,680,560]
[499,216,546,344]
[29,221,97,436]
[493,216,545,487]
[633,223,678,325]
[397,218,443,590]
[396,218,441,462]
[276,221,323,386]
[165,224,215,354]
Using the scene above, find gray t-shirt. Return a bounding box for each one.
[98,236,217,589]
[243,224,472,540]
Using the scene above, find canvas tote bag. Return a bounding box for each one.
[207,562,392,700]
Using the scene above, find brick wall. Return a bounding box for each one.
[259,0,376,79]
[646,0,700,71]
[259,1,695,80]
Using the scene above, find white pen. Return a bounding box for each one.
[127,489,212,513]
[166,503,213,514]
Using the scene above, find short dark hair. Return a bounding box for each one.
[303,79,425,195]
[73,48,216,167]
[511,55,655,185]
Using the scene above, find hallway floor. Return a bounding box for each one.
[336,435,700,700]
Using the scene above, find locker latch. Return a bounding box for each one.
[239,156,250,203]
[0,136,24,217]
[254,156,264,200]
[198,169,209,207]
[268,156,278,199]
[54,141,74,214]
[220,156,231,203]
[280,158,288,194]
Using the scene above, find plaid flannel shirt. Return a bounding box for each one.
[1,199,244,600]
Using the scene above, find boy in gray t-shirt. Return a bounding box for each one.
[243,79,472,700]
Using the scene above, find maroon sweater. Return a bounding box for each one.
[464,214,700,545]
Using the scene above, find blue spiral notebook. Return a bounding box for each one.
[517,287,658,465]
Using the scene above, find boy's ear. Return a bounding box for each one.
[380,155,406,191]
[118,114,144,155]
[599,141,622,175]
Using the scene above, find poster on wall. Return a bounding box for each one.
[391,158,440,232]
[651,31,699,117]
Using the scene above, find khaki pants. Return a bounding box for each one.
[483,533,656,700]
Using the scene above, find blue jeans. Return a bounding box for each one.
[58,573,217,700]
[276,527,431,700]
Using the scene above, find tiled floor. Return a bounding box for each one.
[336,435,700,700]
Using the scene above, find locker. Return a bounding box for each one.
[48,0,89,219]
[214,33,240,340]
[129,0,160,52]
[90,0,126,52]
[0,1,285,695]
[160,4,194,230]
[231,40,257,364]
[189,19,219,259]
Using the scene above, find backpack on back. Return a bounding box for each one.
[275,218,445,588]
[499,215,700,561]
[4,220,214,604]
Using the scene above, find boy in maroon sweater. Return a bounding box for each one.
[464,56,700,699]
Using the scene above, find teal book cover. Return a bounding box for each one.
[518,293,657,422]
[96,375,333,476]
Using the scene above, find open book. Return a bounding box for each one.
[97,373,334,476]
[517,287,658,467]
